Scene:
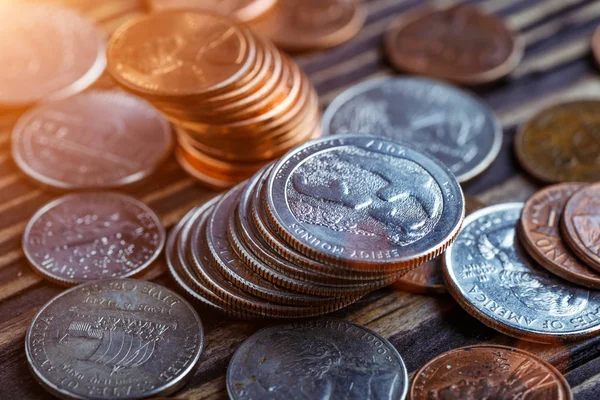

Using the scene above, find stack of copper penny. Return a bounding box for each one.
[167,135,465,318]
[106,10,320,189]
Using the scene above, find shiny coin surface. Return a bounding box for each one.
[515,100,600,183]
[227,318,408,399]
[23,193,165,286]
[147,0,276,22]
[444,203,600,343]
[385,5,523,85]
[322,77,502,183]
[265,135,464,271]
[410,345,572,400]
[25,279,204,399]
[0,3,106,108]
[562,183,600,272]
[520,183,600,289]
[12,90,172,190]
[252,0,365,51]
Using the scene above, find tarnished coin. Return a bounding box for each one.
[444,203,600,343]
[23,193,165,286]
[265,135,465,271]
[322,77,502,183]
[25,279,204,399]
[515,100,600,183]
[562,183,600,273]
[227,318,408,399]
[12,90,172,190]
[252,0,366,52]
[385,5,523,85]
[147,0,277,22]
[410,345,572,400]
[520,183,600,289]
[0,3,106,108]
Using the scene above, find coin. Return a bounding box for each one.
[410,345,572,400]
[515,100,600,183]
[23,192,165,286]
[252,0,366,52]
[147,0,277,22]
[385,4,523,85]
[227,318,408,399]
[561,183,600,273]
[264,135,465,271]
[520,183,600,289]
[0,3,106,109]
[12,90,172,190]
[444,203,600,343]
[322,77,502,183]
[25,279,204,399]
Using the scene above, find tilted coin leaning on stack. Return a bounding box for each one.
[106,10,320,189]
[167,135,465,318]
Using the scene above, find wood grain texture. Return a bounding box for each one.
[1,0,600,398]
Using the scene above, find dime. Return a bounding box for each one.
[444,203,600,343]
[147,0,277,22]
[515,100,600,183]
[25,279,204,399]
[520,183,600,289]
[0,3,106,108]
[12,90,172,190]
[385,5,523,85]
[561,183,600,272]
[227,318,408,399]
[265,135,465,271]
[23,193,165,286]
[410,345,572,400]
[322,77,502,183]
[252,0,366,52]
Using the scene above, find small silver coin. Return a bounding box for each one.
[12,90,172,190]
[444,203,600,343]
[25,278,204,399]
[227,317,408,399]
[265,135,464,270]
[322,77,502,182]
[23,192,165,286]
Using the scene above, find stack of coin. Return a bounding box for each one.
[167,135,465,318]
[106,10,320,189]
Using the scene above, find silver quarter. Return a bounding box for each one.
[25,278,204,399]
[322,77,502,182]
[12,90,172,190]
[444,203,600,343]
[227,317,408,399]
[265,135,464,270]
[23,192,165,286]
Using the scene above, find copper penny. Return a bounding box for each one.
[147,0,277,22]
[0,3,106,108]
[410,345,572,400]
[562,183,600,272]
[252,0,366,52]
[515,100,600,183]
[385,5,523,85]
[520,183,600,289]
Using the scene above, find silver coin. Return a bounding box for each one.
[227,317,408,400]
[23,192,165,286]
[265,135,464,270]
[443,203,600,343]
[12,90,172,190]
[321,77,502,183]
[25,278,204,399]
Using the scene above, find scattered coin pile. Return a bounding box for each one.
[168,135,465,317]
[106,10,320,189]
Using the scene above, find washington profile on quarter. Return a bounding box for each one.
[227,318,408,399]
[444,203,600,343]
[322,78,502,182]
[25,279,204,399]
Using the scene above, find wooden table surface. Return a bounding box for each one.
[2,0,600,398]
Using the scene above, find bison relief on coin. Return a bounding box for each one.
[287,146,443,246]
